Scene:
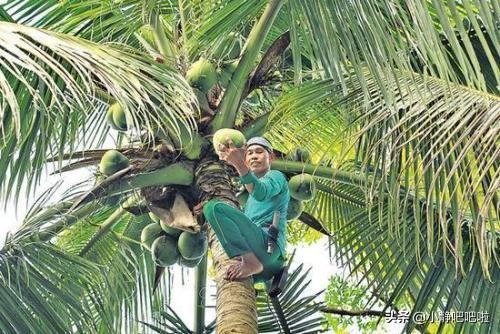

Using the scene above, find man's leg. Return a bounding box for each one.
[203,199,267,279]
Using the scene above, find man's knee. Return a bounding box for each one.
[202,199,221,222]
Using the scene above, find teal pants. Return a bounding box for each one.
[203,199,284,282]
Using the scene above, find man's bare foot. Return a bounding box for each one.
[225,252,263,281]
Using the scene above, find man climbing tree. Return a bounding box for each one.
[150,135,289,282]
[203,136,289,281]
[0,1,497,333]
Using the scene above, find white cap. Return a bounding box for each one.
[246,137,273,153]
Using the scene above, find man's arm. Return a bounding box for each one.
[240,170,285,201]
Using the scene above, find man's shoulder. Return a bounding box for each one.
[267,170,287,182]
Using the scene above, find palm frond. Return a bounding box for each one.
[268,70,499,276]
[264,79,355,164]
[256,260,328,333]
[3,0,177,45]
[289,0,499,95]
[343,72,499,276]
[0,240,106,334]
[300,166,499,334]
[143,257,328,334]
[140,305,194,334]
[48,202,170,333]
[190,0,267,59]
[0,22,196,201]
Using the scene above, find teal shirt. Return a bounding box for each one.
[240,169,289,257]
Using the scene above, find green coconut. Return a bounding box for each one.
[106,102,128,131]
[212,128,246,153]
[288,147,311,163]
[177,231,208,260]
[149,211,182,237]
[112,105,128,131]
[179,256,203,268]
[213,32,241,60]
[287,198,304,220]
[99,150,130,176]
[141,223,164,250]
[236,191,249,209]
[288,173,316,201]
[151,235,180,267]
[186,59,217,93]
[217,60,238,89]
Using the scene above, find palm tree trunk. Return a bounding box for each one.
[194,156,257,334]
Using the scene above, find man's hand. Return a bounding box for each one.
[218,138,249,176]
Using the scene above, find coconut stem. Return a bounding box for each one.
[193,254,208,334]
[150,12,176,61]
[38,202,99,241]
[78,195,138,256]
[120,162,193,188]
[241,112,270,138]
[211,0,285,131]
[178,0,192,46]
[270,159,368,187]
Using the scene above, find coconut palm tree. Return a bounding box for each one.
[0,0,498,333]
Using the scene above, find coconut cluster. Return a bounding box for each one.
[141,194,208,269]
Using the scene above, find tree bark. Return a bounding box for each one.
[194,156,257,334]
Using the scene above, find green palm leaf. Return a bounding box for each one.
[0,22,196,201]
[289,0,498,95]
[296,166,498,334]
[265,69,498,277]
[256,259,328,333]
[0,240,106,334]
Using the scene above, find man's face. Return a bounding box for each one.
[245,145,272,175]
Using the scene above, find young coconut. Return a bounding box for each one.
[217,60,238,89]
[288,173,316,201]
[99,150,130,176]
[151,235,180,267]
[106,102,128,131]
[141,223,164,250]
[177,231,208,260]
[150,212,182,238]
[186,59,217,93]
[212,128,246,153]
